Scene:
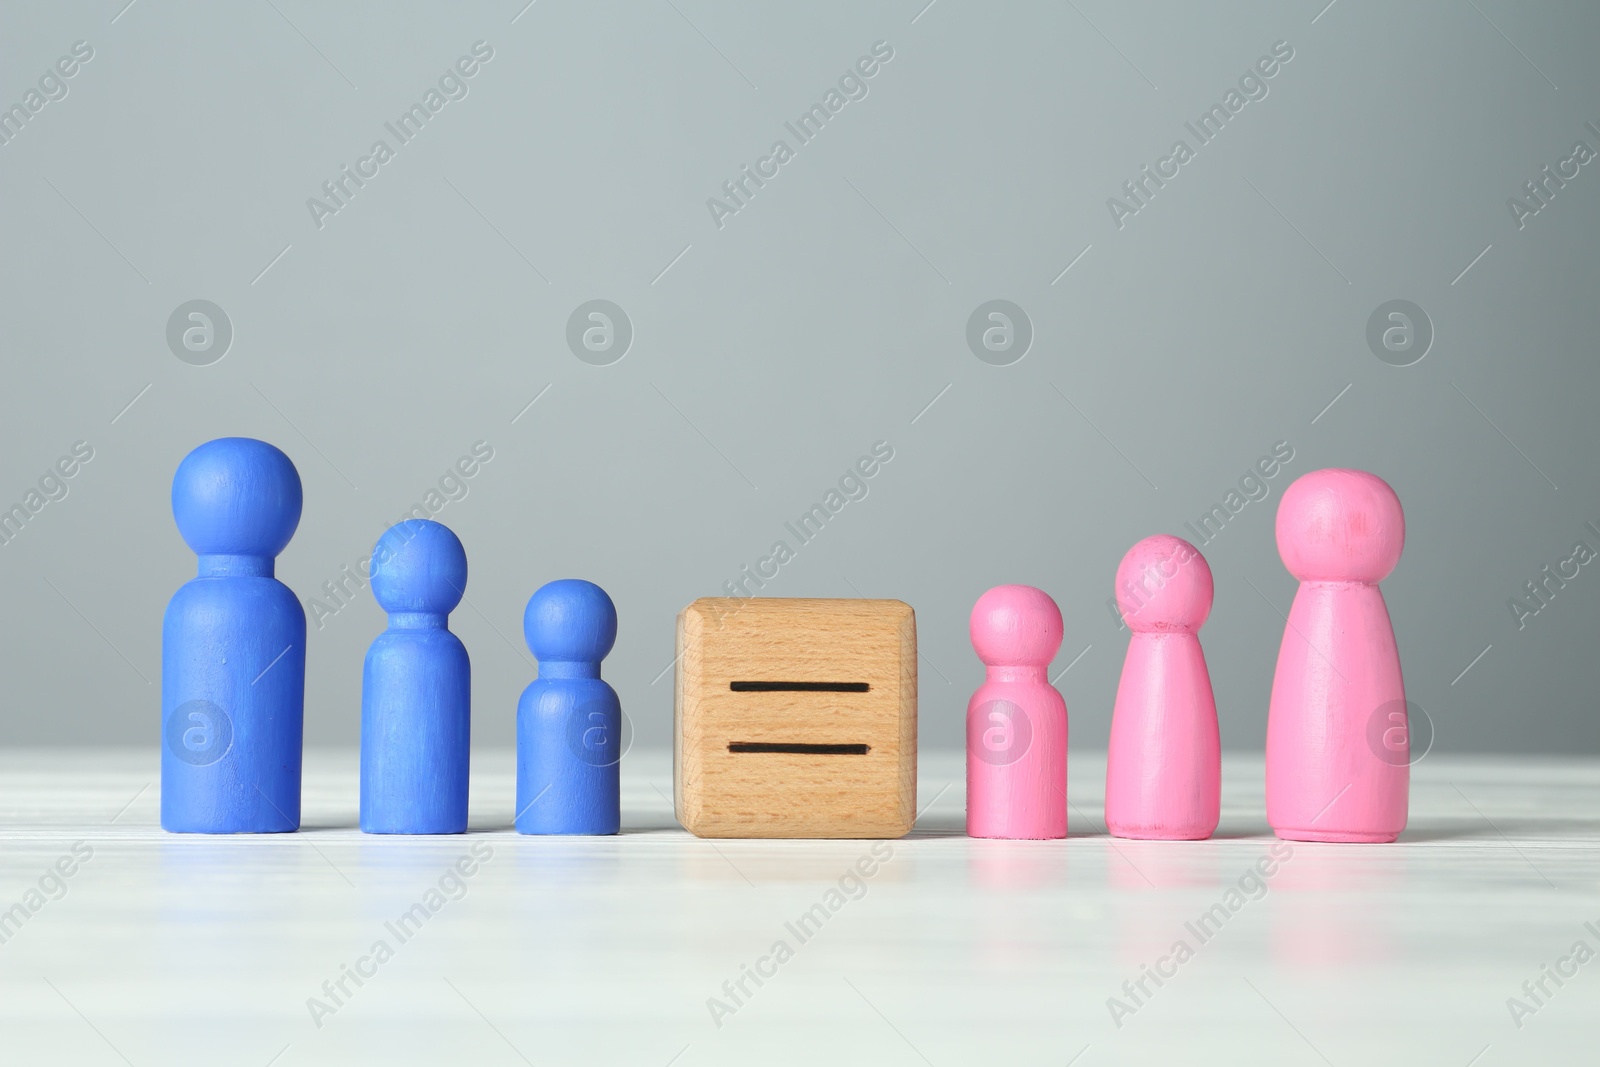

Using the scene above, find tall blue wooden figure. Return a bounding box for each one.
[162,438,306,833]
[361,520,471,834]
[516,580,621,835]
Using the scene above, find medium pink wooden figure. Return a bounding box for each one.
[1266,468,1408,843]
[966,585,1068,840]
[1105,535,1221,840]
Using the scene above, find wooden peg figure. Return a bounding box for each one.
[517,579,622,835]
[360,520,471,834]
[1267,469,1408,842]
[162,438,306,833]
[966,585,1068,840]
[1105,535,1221,840]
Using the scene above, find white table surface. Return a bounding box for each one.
[0,749,1594,1066]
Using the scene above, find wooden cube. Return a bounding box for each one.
[674,598,917,838]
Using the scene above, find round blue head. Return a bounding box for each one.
[172,438,302,557]
[523,579,617,663]
[370,520,467,615]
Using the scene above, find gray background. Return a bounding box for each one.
[1,0,1595,756]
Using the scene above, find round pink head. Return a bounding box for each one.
[1115,534,1212,633]
[1276,468,1405,582]
[970,584,1063,666]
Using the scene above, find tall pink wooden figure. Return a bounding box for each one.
[966,585,1068,840]
[1105,535,1221,840]
[1267,469,1408,843]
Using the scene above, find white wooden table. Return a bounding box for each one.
[0,750,1594,1066]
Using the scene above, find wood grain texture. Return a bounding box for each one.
[675,598,916,838]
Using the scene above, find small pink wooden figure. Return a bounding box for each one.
[1105,535,1221,840]
[966,585,1068,840]
[1267,469,1408,843]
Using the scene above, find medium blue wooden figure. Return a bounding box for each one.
[516,579,621,835]
[162,438,306,833]
[360,520,471,834]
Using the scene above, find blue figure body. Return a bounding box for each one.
[360,520,471,834]
[162,438,306,833]
[516,580,621,835]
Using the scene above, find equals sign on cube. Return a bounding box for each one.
[674,599,917,838]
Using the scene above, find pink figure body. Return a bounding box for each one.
[1266,469,1408,843]
[1105,535,1221,840]
[966,585,1068,840]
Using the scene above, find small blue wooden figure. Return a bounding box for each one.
[360,520,471,834]
[516,579,621,835]
[162,438,306,833]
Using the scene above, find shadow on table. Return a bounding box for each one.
[1398,816,1600,842]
